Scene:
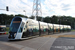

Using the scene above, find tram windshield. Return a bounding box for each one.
[9,23,20,33]
[9,17,22,33]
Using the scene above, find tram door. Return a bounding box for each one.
[15,22,25,39]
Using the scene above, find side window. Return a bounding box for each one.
[22,25,26,32]
[18,22,24,32]
[25,25,27,28]
[19,27,23,32]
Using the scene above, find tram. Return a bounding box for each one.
[8,17,71,40]
[0,25,6,35]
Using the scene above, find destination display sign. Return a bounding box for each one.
[13,21,21,23]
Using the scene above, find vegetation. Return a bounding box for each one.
[0,14,75,29]
[6,27,9,34]
[71,29,75,31]
[6,27,9,31]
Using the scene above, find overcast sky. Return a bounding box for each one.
[0,0,75,17]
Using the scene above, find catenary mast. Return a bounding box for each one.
[32,0,42,20]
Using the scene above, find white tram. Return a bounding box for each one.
[8,17,71,40]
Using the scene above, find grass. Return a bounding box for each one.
[71,29,75,31]
[6,32,8,34]
[6,27,9,34]
[6,27,9,31]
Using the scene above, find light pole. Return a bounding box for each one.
[59,18,60,32]
[65,19,69,32]
[58,17,61,32]
[23,10,26,16]
[63,17,64,32]
[52,17,54,34]
[0,6,9,11]
[0,6,9,25]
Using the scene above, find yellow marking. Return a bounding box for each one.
[41,35,75,38]
[59,35,75,38]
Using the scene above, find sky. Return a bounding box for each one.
[0,0,75,17]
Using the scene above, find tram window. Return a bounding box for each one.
[24,28,25,30]
[19,27,23,32]
[18,22,24,32]
[25,25,27,28]
[21,28,22,32]
[9,23,20,32]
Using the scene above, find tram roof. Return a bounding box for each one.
[14,17,71,27]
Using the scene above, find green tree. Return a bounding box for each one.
[15,14,24,17]
[37,16,43,21]
[29,15,35,19]
[43,16,51,23]
[51,15,58,24]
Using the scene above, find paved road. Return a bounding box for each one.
[0,32,75,50]
[0,35,56,50]
[0,35,19,50]
[50,37,75,50]
[50,32,75,50]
